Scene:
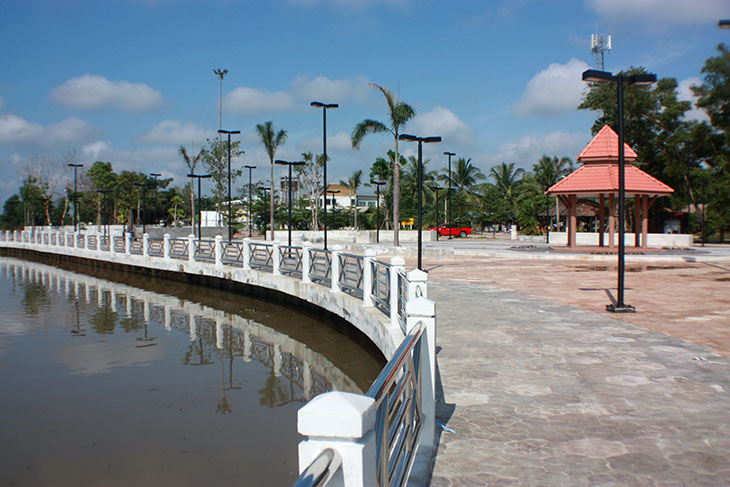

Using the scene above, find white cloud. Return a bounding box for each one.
[225,87,294,113]
[46,117,97,144]
[0,114,97,148]
[514,59,589,117]
[487,131,589,169]
[677,77,710,122]
[586,0,727,27]
[297,130,354,153]
[82,141,112,161]
[410,106,471,143]
[50,74,162,112]
[0,114,43,145]
[137,120,212,145]
[290,74,371,102]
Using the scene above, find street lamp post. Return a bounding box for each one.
[428,185,442,241]
[327,190,340,235]
[218,129,241,240]
[134,182,154,234]
[275,160,306,246]
[399,134,442,271]
[96,189,112,237]
[260,186,271,238]
[68,163,83,231]
[188,173,212,240]
[310,101,339,250]
[213,68,228,137]
[150,173,161,226]
[370,180,386,243]
[582,68,656,313]
[244,165,256,237]
[443,151,455,239]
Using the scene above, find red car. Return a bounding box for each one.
[430,225,472,237]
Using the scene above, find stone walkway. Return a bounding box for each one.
[428,278,730,486]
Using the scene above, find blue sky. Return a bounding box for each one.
[0,0,727,203]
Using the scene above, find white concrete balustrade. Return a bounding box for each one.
[0,229,436,487]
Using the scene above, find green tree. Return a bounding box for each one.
[351,83,415,245]
[693,43,730,146]
[296,151,324,230]
[0,195,24,230]
[201,138,243,225]
[340,169,363,229]
[86,161,118,226]
[489,162,524,213]
[179,146,205,231]
[256,121,287,239]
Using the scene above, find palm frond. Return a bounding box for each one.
[351,119,391,149]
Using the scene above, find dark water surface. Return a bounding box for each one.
[0,256,384,487]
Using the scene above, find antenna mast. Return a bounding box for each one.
[590,32,611,70]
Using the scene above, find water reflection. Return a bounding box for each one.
[0,256,376,486]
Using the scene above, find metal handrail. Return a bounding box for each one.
[280,245,303,278]
[249,242,274,272]
[339,252,364,299]
[194,239,216,263]
[148,238,164,257]
[309,248,331,286]
[293,448,343,487]
[397,270,409,332]
[371,260,391,316]
[222,240,244,267]
[366,321,424,487]
[169,238,189,260]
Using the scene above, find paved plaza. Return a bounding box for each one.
[396,240,730,486]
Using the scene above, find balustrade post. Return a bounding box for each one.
[215,235,223,268]
[331,245,342,293]
[405,297,437,453]
[301,242,312,283]
[389,256,405,329]
[406,268,428,301]
[142,233,149,257]
[298,392,377,487]
[272,240,281,275]
[188,234,195,263]
[362,249,376,307]
[163,234,171,259]
[242,238,251,271]
[125,232,132,254]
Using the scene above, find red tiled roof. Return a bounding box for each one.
[546,164,674,195]
[577,125,637,163]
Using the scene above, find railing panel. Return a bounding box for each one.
[87,235,97,250]
[169,238,189,260]
[77,234,85,249]
[309,248,331,287]
[338,252,364,299]
[148,238,164,257]
[43,234,49,245]
[397,270,408,331]
[249,242,273,272]
[66,234,74,247]
[51,234,57,246]
[221,241,244,267]
[279,246,303,278]
[193,239,215,263]
[113,236,125,253]
[129,237,143,255]
[99,235,110,251]
[371,260,391,316]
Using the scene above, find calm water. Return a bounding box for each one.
[0,256,384,487]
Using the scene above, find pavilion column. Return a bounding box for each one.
[634,195,641,247]
[569,194,577,248]
[608,193,616,249]
[598,194,605,247]
[641,194,649,249]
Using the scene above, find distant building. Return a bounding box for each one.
[279,176,300,204]
[318,184,380,209]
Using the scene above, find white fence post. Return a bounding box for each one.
[389,256,405,329]
[142,233,149,257]
[242,238,251,271]
[188,234,196,263]
[331,245,342,293]
[272,240,281,275]
[405,297,437,453]
[302,242,312,284]
[125,232,132,254]
[406,268,428,301]
[215,235,223,268]
[362,249,376,307]
[298,391,377,487]
[163,234,171,259]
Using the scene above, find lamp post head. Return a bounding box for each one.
[68,163,83,168]
[150,173,161,177]
[398,134,418,142]
[424,136,442,144]
[214,68,228,78]
[582,69,614,83]
[719,19,730,29]
[444,151,455,156]
[218,129,241,135]
[244,165,256,169]
[311,101,339,109]
[370,180,385,186]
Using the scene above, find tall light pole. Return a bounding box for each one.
[327,189,340,235]
[68,163,83,231]
[275,160,306,246]
[244,165,256,237]
[443,152,455,239]
[399,134,442,271]
[429,185,442,241]
[150,173,161,226]
[310,101,339,250]
[371,180,386,244]
[134,182,154,234]
[218,129,241,240]
[582,68,656,313]
[213,68,228,138]
[188,173,212,240]
[260,186,270,238]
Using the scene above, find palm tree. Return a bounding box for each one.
[489,162,525,211]
[340,170,363,229]
[351,83,415,246]
[256,121,287,240]
[179,146,204,231]
[444,157,486,193]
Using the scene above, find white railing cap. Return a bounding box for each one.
[298,391,376,438]
[405,297,435,317]
[365,248,376,257]
[406,268,427,282]
[390,256,405,266]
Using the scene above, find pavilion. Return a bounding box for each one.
[546,125,674,249]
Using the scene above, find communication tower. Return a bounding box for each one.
[590,33,611,70]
